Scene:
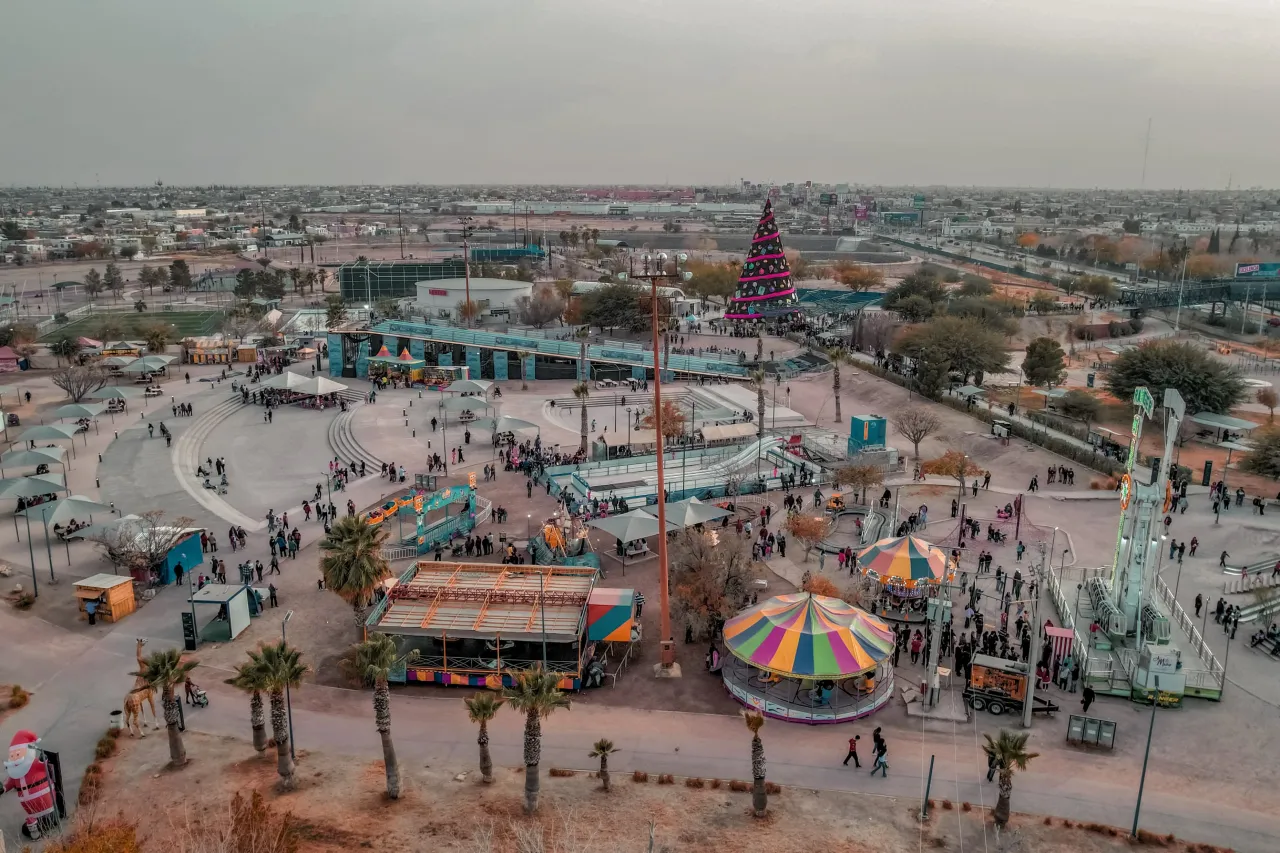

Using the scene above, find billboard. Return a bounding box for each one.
[819,192,838,206]
[853,203,870,221]
[882,211,920,225]
[1235,262,1280,279]
[912,193,926,209]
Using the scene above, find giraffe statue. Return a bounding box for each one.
[123,638,160,735]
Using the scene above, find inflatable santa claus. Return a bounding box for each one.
[3,729,58,839]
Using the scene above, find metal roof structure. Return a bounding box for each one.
[1190,413,1259,432]
[374,562,597,642]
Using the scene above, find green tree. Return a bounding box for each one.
[141,324,169,354]
[743,710,768,817]
[894,315,1010,384]
[1207,228,1220,254]
[227,657,270,753]
[1257,387,1278,423]
[1077,275,1118,302]
[288,267,302,294]
[913,346,951,397]
[983,729,1040,827]
[1023,337,1066,389]
[234,269,258,301]
[464,691,504,784]
[49,335,81,365]
[1105,340,1246,415]
[135,647,198,767]
[324,294,347,328]
[83,267,103,297]
[502,669,571,814]
[1059,389,1101,427]
[685,261,739,307]
[169,259,192,292]
[581,281,645,333]
[958,274,993,297]
[251,641,308,790]
[342,633,414,799]
[1122,219,1142,234]
[103,262,124,299]
[882,268,946,314]
[319,515,391,623]
[1,221,24,240]
[572,380,591,453]
[892,294,936,323]
[589,738,618,792]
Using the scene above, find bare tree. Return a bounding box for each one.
[514,290,566,328]
[86,510,198,579]
[52,365,108,402]
[893,406,942,459]
[669,530,761,641]
[860,313,899,352]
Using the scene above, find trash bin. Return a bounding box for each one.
[1086,372,1095,388]
[109,709,123,730]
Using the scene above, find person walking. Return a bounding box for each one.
[1081,685,1096,714]
[1219,550,1229,568]
[870,736,888,778]
[635,590,646,618]
[1189,537,1198,557]
[1016,541,1026,562]
[842,734,861,768]
[268,583,278,608]
[1194,593,1203,618]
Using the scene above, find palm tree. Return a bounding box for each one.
[227,657,270,754]
[315,268,329,293]
[253,641,308,790]
[342,633,415,799]
[589,738,617,792]
[516,350,532,390]
[825,346,848,425]
[464,691,504,783]
[502,669,571,813]
[748,369,767,439]
[136,648,199,768]
[982,729,1040,826]
[572,381,591,453]
[320,515,391,625]
[743,710,768,817]
[288,267,301,295]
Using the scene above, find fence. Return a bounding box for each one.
[1152,571,1222,688]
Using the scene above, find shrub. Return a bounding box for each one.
[729,780,751,792]
[83,763,103,778]
[8,684,29,708]
[657,774,675,785]
[11,593,35,610]
[108,727,123,740]
[961,802,972,812]
[941,800,953,810]
[685,777,704,788]
[632,771,649,783]
[1044,816,1053,825]
[78,775,99,806]
[764,781,781,795]
[710,779,722,789]
[95,736,118,760]
[548,768,575,777]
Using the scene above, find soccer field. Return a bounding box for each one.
[38,310,224,341]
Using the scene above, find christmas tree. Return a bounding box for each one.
[724,199,801,321]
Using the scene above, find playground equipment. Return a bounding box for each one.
[366,484,477,555]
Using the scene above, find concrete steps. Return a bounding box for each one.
[170,394,260,529]
[327,405,384,472]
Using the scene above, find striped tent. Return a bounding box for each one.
[722,592,893,678]
[856,535,952,589]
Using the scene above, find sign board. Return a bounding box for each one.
[1201,460,1212,487]
[853,203,870,221]
[1235,262,1280,279]
[912,193,926,209]
[181,611,198,651]
[882,212,920,225]
[819,193,838,206]
[468,471,477,489]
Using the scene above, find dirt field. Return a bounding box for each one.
[77,732,1208,853]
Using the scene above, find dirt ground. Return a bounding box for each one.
[81,731,1204,853]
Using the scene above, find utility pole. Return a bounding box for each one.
[397,203,405,259]
[460,216,474,327]
[1022,527,1056,728]
[923,572,952,708]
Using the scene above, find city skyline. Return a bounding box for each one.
[2,0,1278,189]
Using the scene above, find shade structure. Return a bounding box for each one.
[587,508,678,542]
[722,592,894,678]
[55,402,107,419]
[70,513,141,541]
[473,415,539,433]
[1,446,68,469]
[17,423,80,443]
[18,494,115,526]
[662,497,731,529]
[439,395,492,413]
[118,360,155,374]
[0,473,69,498]
[444,379,492,395]
[296,375,348,397]
[856,535,952,589]
[101,356,136,367]
[90,386,144,401]
[260,371,310,391]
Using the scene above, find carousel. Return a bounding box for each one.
[856,535,955,627]
[719,592,895,724]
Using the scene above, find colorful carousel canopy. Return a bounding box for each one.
[722,592,893,678]
[856,535,952,589]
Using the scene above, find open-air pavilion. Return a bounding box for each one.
[366,562,599,690]
[1189,412,1260,445]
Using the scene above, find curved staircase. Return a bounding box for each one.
[327,405,385,472]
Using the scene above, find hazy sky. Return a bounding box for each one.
[3,0,1278,189]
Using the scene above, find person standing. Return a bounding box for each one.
[635,590,645,618]
[842,734,861,768]
[1081,684,1096,713]
[174,562,184,586]
[268,583,279,608]
[1194,594,1203,618]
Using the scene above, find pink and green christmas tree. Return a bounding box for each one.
[724,199,800,320]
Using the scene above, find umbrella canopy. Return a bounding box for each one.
[473,415,540,433]
[17,424,81,443]
[70,513,141,541]
[119,360,156,373]
[55,402,108,419]
[662,497,732,529]
[90,386,144,400]
[722,592,894,678]
[260,372,310,391]
[297,375,348,396]
[101,356,137,367]
[444,379,493,395]
[439,395,492,413]
[0,473,69,498]
[0,446,68,468]
[856,535,952,589]
[18,494,115,526]
[587,508,678,542]
[142,354,176,366]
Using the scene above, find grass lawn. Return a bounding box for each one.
[39,309,223,341]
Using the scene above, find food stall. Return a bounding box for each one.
[72,574,136,623]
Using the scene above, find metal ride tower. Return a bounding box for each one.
[1086,386,1186,703]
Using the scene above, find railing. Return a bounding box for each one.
[380,544,418,561]
[1152,572,1223,686]
[475,495,493,526]
[406,654,579,675]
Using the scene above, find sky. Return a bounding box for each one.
[2,0,1278,189]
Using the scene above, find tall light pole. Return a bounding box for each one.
[1131,675,1161,838]
[1022,527,1056,728]
[627,251,691,672]
[282,610,297,762]
[459,217,475,327]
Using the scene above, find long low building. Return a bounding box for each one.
[416,277,532,319]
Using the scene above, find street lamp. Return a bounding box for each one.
[459,217,475,327]
[625,407,632,448]
[1131,675,1161,838]
[282,610,297,762]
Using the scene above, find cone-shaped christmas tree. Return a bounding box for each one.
[724,199,800,321]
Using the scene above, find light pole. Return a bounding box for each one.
[538,568,548,668]
[1022,526,1056,728]
[282,610,297,762]
[626,407,632,449]
[459,217,475,327]
[1131,675,1161,839]
[627,251,691,671]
